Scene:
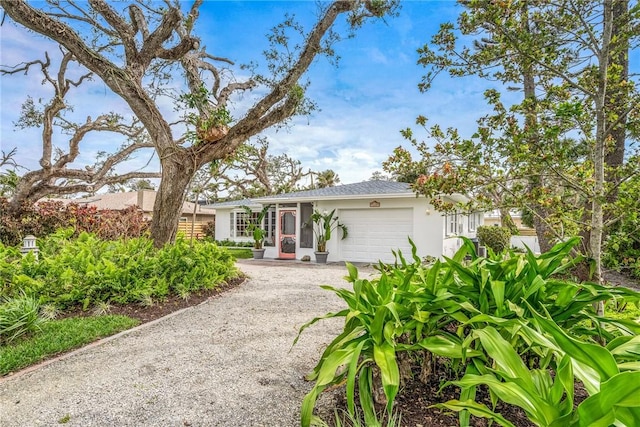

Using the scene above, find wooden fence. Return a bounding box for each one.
[177,220,211,240]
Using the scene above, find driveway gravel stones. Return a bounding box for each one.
[0,261,371,427]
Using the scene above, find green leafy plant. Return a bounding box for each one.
[2,231,238,311]
[477,225,512,254]
[241,204,272,249]
[179,85,233,144]
[297,237,640,426]
[0,293,46,345]
[309,209,348,252]
[296,244,478,426]
[439,319,640,427]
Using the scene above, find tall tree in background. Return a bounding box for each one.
[314,169,341,189]
[396,0,638,284]
[0,50,160,205]
[218,137,312,198]
[0,0,399,247]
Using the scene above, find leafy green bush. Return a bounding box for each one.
[214,239,255,247]
[477,225,511,253]
[440,322,640,427]
[605,224,640,280]
[0,294,46,345]
[604,166,640,279]
[2,230,238,310]
[297,238,640,427]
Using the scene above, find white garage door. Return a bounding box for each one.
[339,208,413,263]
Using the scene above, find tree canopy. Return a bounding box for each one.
[0,0,399,247]
[385,0,639,283]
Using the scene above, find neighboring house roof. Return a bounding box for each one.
[43,190,215,216]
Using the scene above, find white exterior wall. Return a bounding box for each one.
[214,208,232,241]
[442,211,484,259]
[215,198,483,262]
[511,235,540,254]
[314,197,444,263]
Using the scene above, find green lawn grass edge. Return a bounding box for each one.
[1,315,139,376]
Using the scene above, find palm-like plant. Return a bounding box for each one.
[241,204,272,249]
[309,209,348,252]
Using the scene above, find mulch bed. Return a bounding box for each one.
[59,276,245,325]
[328,366,588,427]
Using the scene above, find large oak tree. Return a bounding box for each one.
[0,0,398,247]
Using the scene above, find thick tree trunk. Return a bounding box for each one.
[590,0,614,290]
[532,211,554,254]
[150,158,195,248]
[604,0,629,202]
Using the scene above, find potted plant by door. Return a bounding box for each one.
[310,209,348,263]
[242,204,272,259]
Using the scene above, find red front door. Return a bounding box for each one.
[279,210,296,259]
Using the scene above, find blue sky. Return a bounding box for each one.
[0,1,497,186]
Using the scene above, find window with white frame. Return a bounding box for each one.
[263,209,276,246]
[230,210,254,239]
[229,207,276,242]
[468,212,479,232]
[446,212,457,236]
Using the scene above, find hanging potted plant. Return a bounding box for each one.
[180,85,232,144]
[241,204,272,259]
[309,209,348,263]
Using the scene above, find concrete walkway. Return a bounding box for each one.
[0,262,371,426]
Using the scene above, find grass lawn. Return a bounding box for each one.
[227,248,254,259]
[1,315,139,376]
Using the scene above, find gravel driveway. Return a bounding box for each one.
[0,261,370,427]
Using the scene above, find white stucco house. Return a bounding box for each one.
[207,180,483,263]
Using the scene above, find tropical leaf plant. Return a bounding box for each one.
[0,293,46,345]
[298,236,640,426]
[439,323,640,427]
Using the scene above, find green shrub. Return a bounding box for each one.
[2,231,238,311]
[439,322,640,427]
[0,294,46,345]
[477,225,511,253]
[214,239,254,247]
[297,238,640,427]
[605,229,640,280]
[604,167,640,279]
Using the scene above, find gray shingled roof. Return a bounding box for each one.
[204,181,414,208]
[256,180,413,202]
[204,198,261,209]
